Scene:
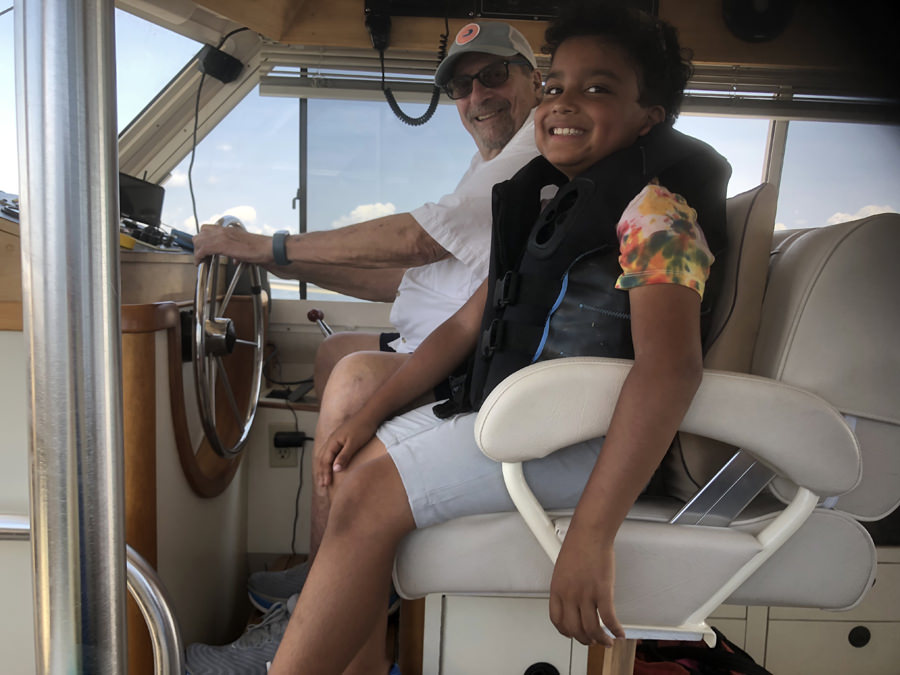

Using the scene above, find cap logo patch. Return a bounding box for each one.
[456,23,480,45]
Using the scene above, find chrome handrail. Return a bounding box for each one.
[0,514,29,541]
[0,516,185,675]
[126,546,186,675]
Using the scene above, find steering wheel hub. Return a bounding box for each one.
[204,317,237,356]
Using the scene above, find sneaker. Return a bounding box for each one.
[185,595,297,675]
[247,560,311,612]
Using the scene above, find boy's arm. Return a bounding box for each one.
[322,280,488,474]
[549,282,704,647]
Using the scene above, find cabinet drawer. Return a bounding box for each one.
[440,596,578,675]
[766,620,900,675]
[707,619,747,649]
[769,563,899,621]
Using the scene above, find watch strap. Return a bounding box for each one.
[272,230,291,266]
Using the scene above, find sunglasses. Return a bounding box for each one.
[443,59,531,100]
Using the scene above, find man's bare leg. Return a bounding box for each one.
[312,332,382,398]
[269,440,415,675]
[309,350,413,558]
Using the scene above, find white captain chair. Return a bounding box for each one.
[393,186,899,674]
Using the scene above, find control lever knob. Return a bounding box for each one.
[307,308,333,337]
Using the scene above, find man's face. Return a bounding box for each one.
[452,52,542,160]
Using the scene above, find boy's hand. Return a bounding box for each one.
[314,413,379,488]
[549,524,625,647]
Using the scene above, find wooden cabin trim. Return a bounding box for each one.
[198,0,872,72]
[0,302,22,332]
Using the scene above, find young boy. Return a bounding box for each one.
[270,5,729,674]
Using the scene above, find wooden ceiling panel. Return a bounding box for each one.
[197,0,874,74]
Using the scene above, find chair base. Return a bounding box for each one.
[602,639,636,675]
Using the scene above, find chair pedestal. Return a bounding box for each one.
[601,640,636,675]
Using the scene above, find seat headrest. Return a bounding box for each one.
[753,213,900,424]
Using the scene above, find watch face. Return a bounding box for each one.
[722,0,795,42]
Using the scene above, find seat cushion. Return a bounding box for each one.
[729,506,876,610]
[394,497,763,627]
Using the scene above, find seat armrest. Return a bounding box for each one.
[474,358,860,497]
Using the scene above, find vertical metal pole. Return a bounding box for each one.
[297,87,308,299]
[14,0,127,672]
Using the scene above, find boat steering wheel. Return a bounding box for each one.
[192,216,266,458]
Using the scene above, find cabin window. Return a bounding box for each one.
[304,98,476,302]
[159,91,474,301]
[774,121,900,230]
[159,88,301,303]
[674,115,769,198]
[0,8,198,195]
[115,9,200,131]
[0,8,14,196]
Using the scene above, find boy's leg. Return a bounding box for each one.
[268,444,415,675]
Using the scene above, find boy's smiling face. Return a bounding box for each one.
[536,36,665,180]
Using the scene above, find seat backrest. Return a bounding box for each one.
[663,183,777,501]
[752,213,900,520]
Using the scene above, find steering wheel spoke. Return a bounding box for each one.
[214,355,242,426]
[220,261,245,315]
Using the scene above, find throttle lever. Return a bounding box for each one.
[307,308,333,337]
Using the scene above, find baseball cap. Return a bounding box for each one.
[434,22,537,86]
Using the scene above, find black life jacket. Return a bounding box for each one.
[434,124,732,418]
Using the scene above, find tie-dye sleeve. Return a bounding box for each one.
[615,182,714,298]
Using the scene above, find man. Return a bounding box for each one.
[185,21,542,674]
[193,21,541,394]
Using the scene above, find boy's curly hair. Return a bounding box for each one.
[543,2,693,123]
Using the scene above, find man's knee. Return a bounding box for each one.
[324,350,410,408]
[313,332,381,395]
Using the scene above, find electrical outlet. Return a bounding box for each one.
[269,423,300,468]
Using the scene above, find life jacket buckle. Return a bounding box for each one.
[481,319,505,357]
[495,271,520,308]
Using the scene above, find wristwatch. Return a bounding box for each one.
[272,230,291,266]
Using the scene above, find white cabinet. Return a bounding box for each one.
[426,595,588,675]
[761,549,900,675]
[418,549,900,675]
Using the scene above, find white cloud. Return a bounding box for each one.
[164,171,188,188]
[330,202,396,229]
[256,224,280,236]
[826,204,897,226]
[198,205,259,229]
[225,205,258,224]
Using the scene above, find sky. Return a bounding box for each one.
[2,7,898,248]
